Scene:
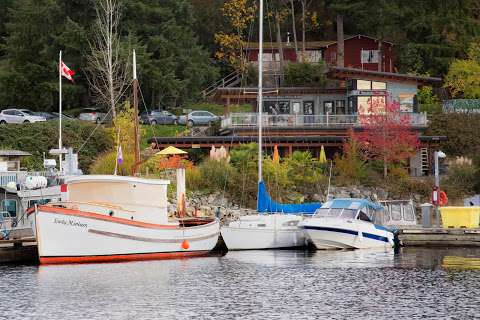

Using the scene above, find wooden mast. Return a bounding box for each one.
[132,49,141,176]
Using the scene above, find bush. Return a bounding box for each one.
[284,62,327,87]
[0,120,113,172]
[442,163,477,203]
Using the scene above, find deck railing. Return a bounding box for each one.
[221,112,428,129]
[0,171,48,187]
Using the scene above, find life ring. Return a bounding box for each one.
[432,190,448,206]
[438,191,448,206]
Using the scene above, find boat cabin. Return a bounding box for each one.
[61,175,171,225]
[313,198,385,224]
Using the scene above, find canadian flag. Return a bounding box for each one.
[60,61,75,82]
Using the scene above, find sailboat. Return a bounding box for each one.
[32,51,220,264]
[220,0,321,250]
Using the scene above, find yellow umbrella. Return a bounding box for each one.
[272,145,280,163]
[156,146,188,155]
[319,145,327,164]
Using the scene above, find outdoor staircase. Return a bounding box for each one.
[421,147,429,175]
[201,71,242,99]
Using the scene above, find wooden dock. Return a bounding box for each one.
[0,238,38,264]
[398,227,480,247]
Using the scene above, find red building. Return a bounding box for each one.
[245,34,395,72]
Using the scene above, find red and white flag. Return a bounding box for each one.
[60,61,75,82]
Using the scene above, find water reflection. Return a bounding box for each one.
[0,248,479,320]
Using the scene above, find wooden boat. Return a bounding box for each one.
[31,175,219,264]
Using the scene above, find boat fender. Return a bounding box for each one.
[181,240,190,250]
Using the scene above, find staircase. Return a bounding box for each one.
[201,71,242,99]
[421,147,429,175]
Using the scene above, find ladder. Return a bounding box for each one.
[421,147,429,175]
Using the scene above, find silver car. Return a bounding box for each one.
[178,110,222,126]
[0,108,46,124]
[78,108,110,124]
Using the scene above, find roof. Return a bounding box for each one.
[328,67,442,85]
[0,150,32,157]
[156,146,188,155]
[65,175,170,186]
[244,35,393,50]
[322,198,384,211]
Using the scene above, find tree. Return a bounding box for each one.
[87,0,130,119]
[353,100,419,178]
[334,129,367,185]
[444,42,480,98]
[284,61,326,87]
[215,0,257,73]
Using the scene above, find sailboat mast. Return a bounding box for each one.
[257,0,264,183]
[132,49,141,176]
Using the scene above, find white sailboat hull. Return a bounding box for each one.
[300,218,394,250]
[35,206,220,264]
[221,214,306,250]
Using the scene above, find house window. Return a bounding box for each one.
[357,80,372,90]
[361,50,379,63]
[372,81,387,90]
[323,101,334,114]
[335,100,346,115]
[263,101,290,114]
[399,94,414,112]
[357,96,386,115]
[303,101,314,115]
[330,51,336,63]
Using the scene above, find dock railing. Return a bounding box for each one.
[221,112,428,129]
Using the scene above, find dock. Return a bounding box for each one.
[398,228,480,247]
[0,238,38,263]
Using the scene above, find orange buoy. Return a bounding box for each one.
[181,240,190,250]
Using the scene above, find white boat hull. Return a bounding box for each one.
[300,218,394,250]
[35,206,220,264]
[221,214,306,250]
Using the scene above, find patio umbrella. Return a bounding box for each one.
[319,145,327,164]
[156,146,188,155]
[272,145,280,164]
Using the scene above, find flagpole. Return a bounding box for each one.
[59,50,63,173]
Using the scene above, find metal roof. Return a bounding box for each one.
[0,150,32,157]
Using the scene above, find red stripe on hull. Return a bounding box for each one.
[40,251,210,265]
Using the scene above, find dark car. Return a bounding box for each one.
[139,110,178,125]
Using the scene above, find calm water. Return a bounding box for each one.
[0,248,479,320]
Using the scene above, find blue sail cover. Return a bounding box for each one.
[257,181,321,215]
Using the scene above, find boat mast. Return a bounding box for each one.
[132,50,141,176]
[257,0,264,183]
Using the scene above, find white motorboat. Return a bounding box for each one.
[220,0,320,250]
[299,198,394,250]
[32,175,220,264]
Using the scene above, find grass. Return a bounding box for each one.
[140,124,187,148]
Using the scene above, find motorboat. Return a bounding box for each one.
[32,175,220,264]
[299,198,394,250]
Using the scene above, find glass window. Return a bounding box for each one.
[263,101,290,114]
[335,100,346,115]
[357,211,372,222]
[399,95,414,112]
[323,101,333,114]
[361,50,379,63]
[390,204,402,220]
[303,101,314,115]
[403,204,416,221]
[372,82,387,90]
[1,199,17,217]
[357,80,371,90]
[340,209,357,219]
[314,208,340,218]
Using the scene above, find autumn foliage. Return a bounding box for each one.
[353,100,419,178]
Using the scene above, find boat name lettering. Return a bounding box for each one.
[54,218,87,228]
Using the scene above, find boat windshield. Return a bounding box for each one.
[314,208,358,219]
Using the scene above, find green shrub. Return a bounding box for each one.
[284,62,327,87]
[0,120,113,172]
[442,163,477,203]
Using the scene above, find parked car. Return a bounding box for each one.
[78,108,110,124]
[139,110,178,125]
[177,110,222,126]
[34,112,76,121]
[0,108,46,124]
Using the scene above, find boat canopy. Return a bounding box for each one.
[321,198,384,211]
[257,181,321,215]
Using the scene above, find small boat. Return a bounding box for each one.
[32,175,220,264]
[299,198,394,250]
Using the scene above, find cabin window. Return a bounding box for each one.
[257,224,267,227]
[28,199,52,207]
[357,211,372,222]
[340,209,356,219]
[282,220,299,227]
[314,208,340,218]
[390,204,402,220]
[403,205,416,221]
[1,199,17,217]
